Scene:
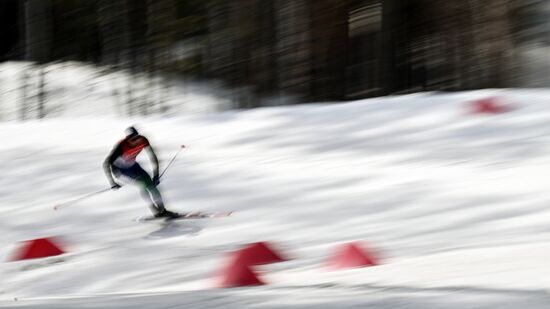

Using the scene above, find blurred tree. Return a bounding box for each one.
[347,0,383,98]
[147,0,176,68]
[229,0,275,106]
[204,0,234,78]
[25,0,54,62]
[0,0,20,60]
[274,0,313,101]
[97,0,132,66]
[52,0,100,61]
[310,0,349,101]
[473,0,515,88]
[3,0,539,114]
[24,0,54,119]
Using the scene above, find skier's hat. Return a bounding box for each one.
[125,126,139,137]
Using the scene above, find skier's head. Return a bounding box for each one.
[125,126,139,138]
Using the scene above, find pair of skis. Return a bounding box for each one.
[135,211,233,223]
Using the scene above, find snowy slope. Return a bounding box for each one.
[2,89,550,308]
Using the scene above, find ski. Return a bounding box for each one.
[135,211,233,223]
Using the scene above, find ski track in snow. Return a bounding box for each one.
[2,87,550,307]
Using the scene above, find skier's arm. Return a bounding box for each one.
[103,144,122,187]
[145,144,160,179]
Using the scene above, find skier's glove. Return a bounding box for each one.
[111,183,121,190]
[153,175,160,186]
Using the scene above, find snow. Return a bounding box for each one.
[0,61,233,120]
[2,64,550,307]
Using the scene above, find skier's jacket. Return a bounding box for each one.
[108,136,150,168]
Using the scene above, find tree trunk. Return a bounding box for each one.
[37,66,47,119]
[310,0,349,101]
[274,0,313,101]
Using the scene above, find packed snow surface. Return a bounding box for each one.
[2,88,550,308]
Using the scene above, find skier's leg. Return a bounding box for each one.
[117,164,167,215]
[141,181,180,218]
[130,164,176,216]
[136,176,166,213]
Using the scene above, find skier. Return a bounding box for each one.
[103,126,179,218]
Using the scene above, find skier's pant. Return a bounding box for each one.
[113,164,165,214]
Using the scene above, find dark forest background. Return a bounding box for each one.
[1,0,550,109]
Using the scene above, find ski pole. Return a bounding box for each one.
[53,187,112,211]
[159,145,186,179]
